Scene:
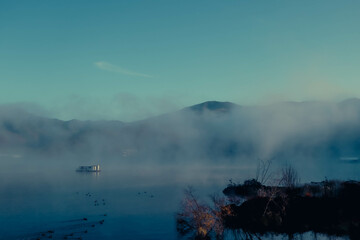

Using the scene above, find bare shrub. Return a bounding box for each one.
[280,164,300,188]
[177,187,213,238]
[255,158,273,185]
[177,187,231,239]
[209,194,232,238]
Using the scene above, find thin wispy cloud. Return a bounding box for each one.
[94,61,153,78]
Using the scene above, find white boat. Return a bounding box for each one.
[76,165,101,172]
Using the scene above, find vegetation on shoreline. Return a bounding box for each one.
[176,162,360,240]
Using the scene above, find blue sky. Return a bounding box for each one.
[1,0,360,121]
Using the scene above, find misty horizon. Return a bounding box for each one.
[2,97,360,122]
[2,98,360,164]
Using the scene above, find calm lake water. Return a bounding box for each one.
[0,156,359,240]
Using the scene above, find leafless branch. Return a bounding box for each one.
[255,158,273,185]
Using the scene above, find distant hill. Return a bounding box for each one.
[186,101,240,114]
[1,99,360,162]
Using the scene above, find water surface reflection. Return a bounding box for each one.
[0,158,359,239]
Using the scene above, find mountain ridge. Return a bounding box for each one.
[2,99,360,161]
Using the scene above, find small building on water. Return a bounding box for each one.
[76,165,101,172]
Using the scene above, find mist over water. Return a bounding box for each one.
[3,99,360,164]
[1,100,360,239]
[1,153,359,239]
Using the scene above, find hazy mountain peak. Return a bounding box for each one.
[339,98,360,106]
[186,101,239,113]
